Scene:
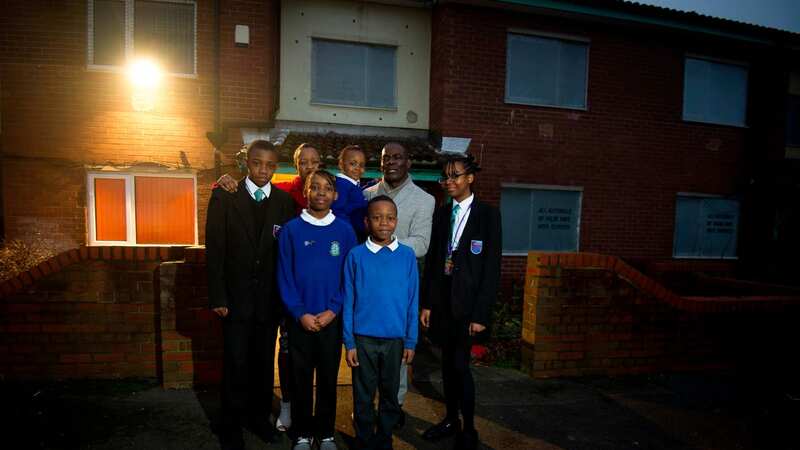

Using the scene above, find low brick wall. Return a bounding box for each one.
[521,252,800,378]
[0,247,182,379]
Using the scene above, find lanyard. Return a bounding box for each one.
[447,203,472,256]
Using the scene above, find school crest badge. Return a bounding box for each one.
[470,240,483,255]
[330,241,341,256]
[272,224,282,238]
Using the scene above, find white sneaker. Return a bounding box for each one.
[292,436,312,450]
[318,436,337,450]
[276,401,291,431]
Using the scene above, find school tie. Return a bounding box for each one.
[450,203,461,241]
[254,189,265,203]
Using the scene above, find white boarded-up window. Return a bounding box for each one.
[311,39,396,109]
[683,57,748,127]
[673,195,739,258]
[501,186,582,253]
[505,33,588,109]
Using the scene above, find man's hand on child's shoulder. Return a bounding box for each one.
[300,314,320,332]
[403,349,415,364]
[346,349,359,367]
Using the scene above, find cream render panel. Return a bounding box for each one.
[278,0,430,129]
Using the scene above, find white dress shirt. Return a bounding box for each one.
[300,209,336,226]
[365,235,399,253]
[245,176,272,200]
[451,194,474,250]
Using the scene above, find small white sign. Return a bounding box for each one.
[441,137,471,154]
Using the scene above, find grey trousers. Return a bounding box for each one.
[353,335,403,450]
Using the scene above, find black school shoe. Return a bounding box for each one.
[422,417,461,441]
[454,428,479,450]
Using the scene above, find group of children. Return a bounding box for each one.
[208,140,500,450]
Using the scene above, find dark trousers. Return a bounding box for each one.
[220,318,278,432]
[352,335,403,450]
[441,330,475,429]
[287,316,342,439]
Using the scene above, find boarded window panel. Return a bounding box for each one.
[94,178,127,241]
[673,196,739,258]
[530,190,581,251]
[501,188,533,253]
[93,0,126,66]
[134,0,195,74]
[135,177,195,244]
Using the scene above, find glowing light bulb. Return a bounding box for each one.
[127,59,162,89]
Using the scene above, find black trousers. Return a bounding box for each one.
[220,318,278,432]
[352,335,403,450]
[441,328,475,429]
[287,316,342,439]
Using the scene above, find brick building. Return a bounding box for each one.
[1,0,799,292]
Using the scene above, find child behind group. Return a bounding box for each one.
[332,145,369,240]
[343,195,419,450]
[277,170,358,450]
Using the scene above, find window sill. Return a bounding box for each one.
[504,98,588,112]
[502,250,578,256]
[88,243,197,247]
[672,255,739,260]
[681,117,747,129]
[86,64,198,79]
[309,101,398,112]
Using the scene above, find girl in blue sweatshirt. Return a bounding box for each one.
[278,170,357,450]
[331,145,369,240]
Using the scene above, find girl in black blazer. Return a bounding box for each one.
[420,154,502,450]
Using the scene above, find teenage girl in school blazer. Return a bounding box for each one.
[420,153,502,450]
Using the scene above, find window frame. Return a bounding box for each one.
[87,0,198,77]
[681,54,749,128]
[309,37,399,111]
[672,192,740,260]
[87,171,198,247]
[504,29,590,111]
[500,183,583,256]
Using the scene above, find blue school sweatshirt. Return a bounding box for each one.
[277,211,357,321]
[332,175,368,235]
[342,238,419,350]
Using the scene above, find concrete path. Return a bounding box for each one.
[2,344,796,449]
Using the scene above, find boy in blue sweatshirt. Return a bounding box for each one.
[343,195,419,450]
[278,170,357,450]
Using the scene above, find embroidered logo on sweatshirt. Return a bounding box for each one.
[330,241,340,256]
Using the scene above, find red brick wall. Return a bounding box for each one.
[522,253,800,378]
[0,259,160,379]
[0,0,279,246]
[429,4,759,261]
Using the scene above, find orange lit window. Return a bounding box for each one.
[88,173,197,246]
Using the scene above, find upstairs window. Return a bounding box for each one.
[89,0,196,75]
[683,56,748,127]
[311,39,397,109]
[505,32,588,109]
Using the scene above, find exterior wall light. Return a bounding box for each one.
[127,59,162,112]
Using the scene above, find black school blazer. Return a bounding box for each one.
[206,179,295,322]
[421,197,502,326]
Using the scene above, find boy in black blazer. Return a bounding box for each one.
[206,140,295,450]
[420,154,502,450]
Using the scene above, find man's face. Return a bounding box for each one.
[304,173,338,212]
[365,200,398,244]
[296,147,321,181]
[246,148,278,187]
[380,144,410,186]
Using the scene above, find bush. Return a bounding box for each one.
[0,239,62,283]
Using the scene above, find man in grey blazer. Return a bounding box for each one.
[363,142,435,427]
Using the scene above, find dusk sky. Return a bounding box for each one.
[632,0,800,33]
